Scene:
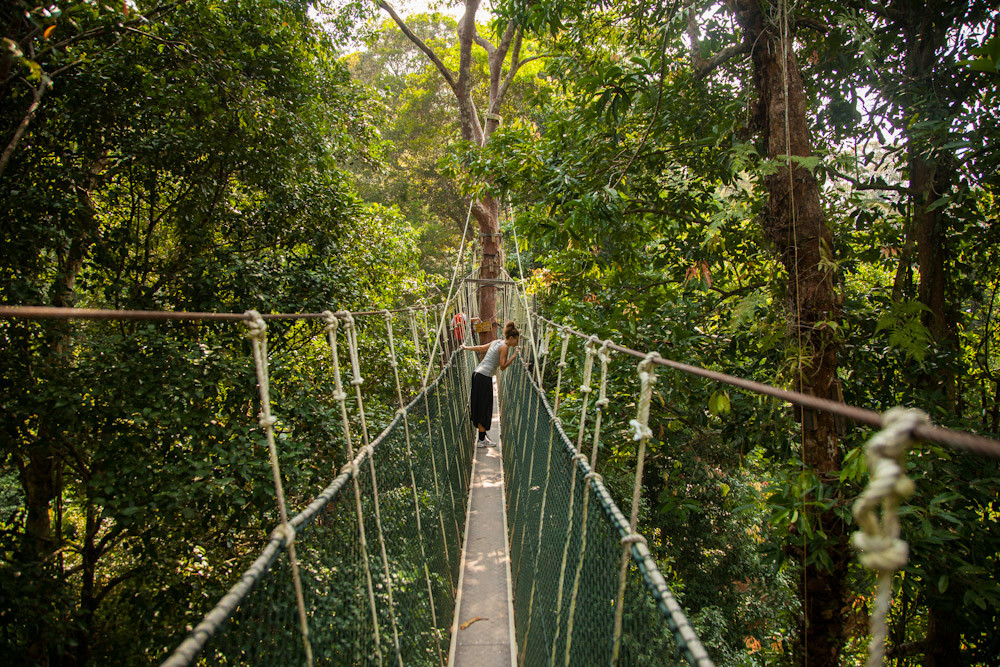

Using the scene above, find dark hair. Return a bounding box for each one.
[503,320,520,340]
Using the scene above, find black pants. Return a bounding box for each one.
[469,372,493,431]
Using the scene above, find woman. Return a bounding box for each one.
[460,320,520,447]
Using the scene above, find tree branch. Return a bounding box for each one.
[0,77,46,180]
[378,0,458,93]
[687,0,751,79]
[825,164,913,194]
[493,29,524,114]
[473,32,496,55]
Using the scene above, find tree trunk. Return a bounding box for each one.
[730,2,846,664]
[475,194,501,342]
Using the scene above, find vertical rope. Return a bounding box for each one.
[611,352,659,665]
[519,328,572,665]
[408,307,422,368]
[564,339,613,665]
[852,408,928,667]
[244,311,314,667]
[383,311,446,667]
[549,336,599,666]
[338,311,403,667]
[322,311,384,666]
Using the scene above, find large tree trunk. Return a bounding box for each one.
[730,2,846,664]
[380,0,528,342]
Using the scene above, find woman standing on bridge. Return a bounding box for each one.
[460,321,520,447]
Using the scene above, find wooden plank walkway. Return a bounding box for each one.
[449,378,517,667]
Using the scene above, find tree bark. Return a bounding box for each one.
[380,0,528,342]
[729,2,845,664]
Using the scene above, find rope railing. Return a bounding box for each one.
[499,344,714,667]
[533,315,1000,459]
[162,341,475,666]
[0,303,441,322]
[527,310,1000,666]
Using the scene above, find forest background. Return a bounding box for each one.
[1,0,998,665]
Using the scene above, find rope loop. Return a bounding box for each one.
[244,309,267,340]
[852,407,927,570]
[850,406,928,667]
[584,471,603,484]
[341,461,359,478]
[629,353,659,442]
[621,533,648,547]
[572,453,588,464]
[597,339,613,364]
[321,310,338,333]
[395,407,407,417]
[257,413,277,430]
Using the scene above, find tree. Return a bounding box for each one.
[373,0,543,339]
[0,0,424,662]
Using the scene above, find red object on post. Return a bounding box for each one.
[452,312,467,340]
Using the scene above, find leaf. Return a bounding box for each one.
[460,616,488,630]
[938,574,949,593]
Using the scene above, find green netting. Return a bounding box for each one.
[500,352,712,667]
[163,349,476,666]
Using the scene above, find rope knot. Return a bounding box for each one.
[331,390,347,402]
[852,407,928,573]
[337,311,356,331]
[621,533,647,547]
[629,419,653,441]
[395,408,407,417]
[340,461,358,477]
[244,310,267,340]
[849,406,928,667]
[271,522,296,548]
[321,310,339,333]
[596,397,610,409]
[579,385,593,394]
[258,413,277,430]
[382,309,392,322]
[584,471,603,484]
[572,453,588,464]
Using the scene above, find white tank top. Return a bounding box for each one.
[474,339,504,377]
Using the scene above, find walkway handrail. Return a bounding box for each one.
[534,314,1000,459]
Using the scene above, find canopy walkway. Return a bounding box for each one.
[3,267,1000,667]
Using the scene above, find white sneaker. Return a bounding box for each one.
[477,436,496,448]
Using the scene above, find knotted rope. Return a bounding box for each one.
[383,311,444,667]
[518,327,573,664]
[244,310,314,667]
[853,407,928,667]
[550,337,600,666]
[322,311,384,666]
[337,310,403,666]
[612,352,659,665]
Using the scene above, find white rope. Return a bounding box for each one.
[244,310,314,667]
[612,352,658,666]
[383,311,445,667]
[338,311,403,666]
[549,338,599,666]
[322,311,384,666]
[509,219,543,387]
[519,328,572,665]
[852,407,928,667]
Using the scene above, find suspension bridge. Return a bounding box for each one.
[2,264,1000,667]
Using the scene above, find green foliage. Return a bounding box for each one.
[0,0,431,663]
